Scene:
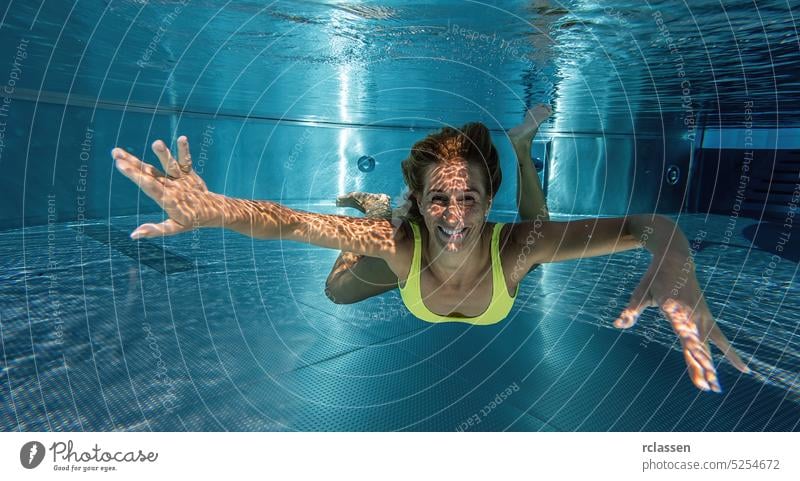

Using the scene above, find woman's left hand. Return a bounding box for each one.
[614,252,750,392]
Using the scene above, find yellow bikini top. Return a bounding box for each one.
[398,221,518,325]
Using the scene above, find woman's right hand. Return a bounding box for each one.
[113,136,224,239]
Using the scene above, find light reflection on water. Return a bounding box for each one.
[1,0,796,128]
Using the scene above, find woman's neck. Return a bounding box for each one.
[421,225,492,287]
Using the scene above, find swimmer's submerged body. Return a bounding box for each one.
[112,104,750,393]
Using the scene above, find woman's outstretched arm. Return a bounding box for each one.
[511,215,658,265]
[507,215,750,393]
[221,196,401,256]
[112,137,405,264]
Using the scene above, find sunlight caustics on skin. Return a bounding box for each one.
[421,159,489,254]
[663,299,720,392]
[112,139,401,260]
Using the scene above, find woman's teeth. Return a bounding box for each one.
[439,226,465,235]
[437,226,467,242]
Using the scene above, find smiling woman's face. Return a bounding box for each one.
[417,158,492,253]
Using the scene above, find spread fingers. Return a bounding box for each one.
[152,140,182,178]
[177,135,193,174]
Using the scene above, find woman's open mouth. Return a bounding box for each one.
[437,225,468,244]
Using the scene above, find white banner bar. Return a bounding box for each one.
[1,432,796,480]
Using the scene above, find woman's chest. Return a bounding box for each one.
[418,269,496,318]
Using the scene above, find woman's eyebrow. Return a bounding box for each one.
[427,188,481,194]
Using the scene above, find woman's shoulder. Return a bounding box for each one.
[391,217,416,242]
[500,220,547,246]
[490,221,512,241]
[496,221,533,258]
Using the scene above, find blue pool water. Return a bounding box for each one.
[1,209,798,431]
[1,0,799,431]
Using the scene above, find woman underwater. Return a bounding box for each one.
[111,104,750,393]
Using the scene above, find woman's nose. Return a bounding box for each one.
[443,202,464,225]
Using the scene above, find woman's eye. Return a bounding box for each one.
[432,195,447,204]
